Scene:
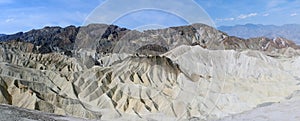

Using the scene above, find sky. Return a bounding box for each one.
[0,0,299,34]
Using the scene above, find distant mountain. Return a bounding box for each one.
[0,23,299,56]
[218,24,300,44]
[0,34,5,37]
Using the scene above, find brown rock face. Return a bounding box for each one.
[136,44,168,55]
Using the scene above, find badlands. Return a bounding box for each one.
[0,24,300,120]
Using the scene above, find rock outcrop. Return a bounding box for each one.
[0,39,300,120]
[0,24,300,120]
[0,104,86,121]
[1,24,299,56]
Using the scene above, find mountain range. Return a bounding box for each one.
[0,24,300,120]
[0,24,299,56]
[0,34,5,37]
[218,24,300,44]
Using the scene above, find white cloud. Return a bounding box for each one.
[216,12,258,22]
[216,17,235,22]
[263,13,270,16]
[5,18,14,23]
[290,13,297,16]
[237,13,257,19]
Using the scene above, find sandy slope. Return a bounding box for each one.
[217,92,300,121]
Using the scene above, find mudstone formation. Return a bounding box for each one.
[0,24,300,120]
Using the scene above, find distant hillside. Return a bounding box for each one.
[0,24,299,56]
[0,34,5,37]
[218,24,300,44]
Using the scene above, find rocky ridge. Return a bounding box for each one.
[0,104,87,121]
[0,24,299,56]
[0,24,300,120]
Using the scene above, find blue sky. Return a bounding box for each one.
[197,0,300,26]
[0,0,299,34]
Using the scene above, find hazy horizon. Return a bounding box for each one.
[1,0,299,34]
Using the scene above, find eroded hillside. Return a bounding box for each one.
[0,24,300,120]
